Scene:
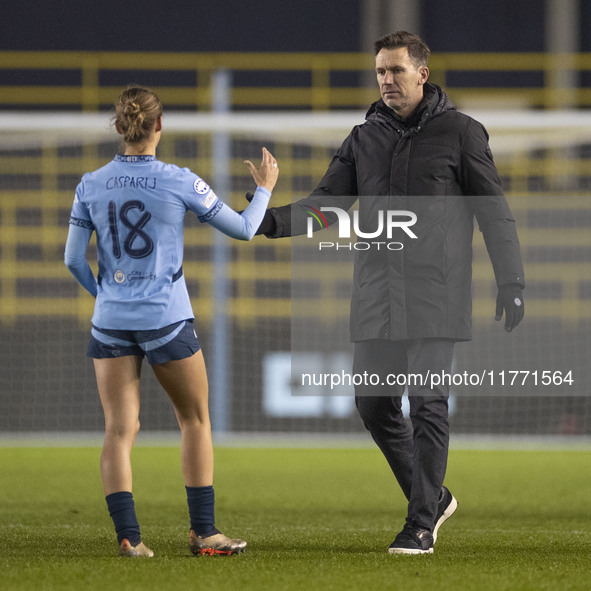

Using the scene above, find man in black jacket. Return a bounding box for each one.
[254,31,524,554]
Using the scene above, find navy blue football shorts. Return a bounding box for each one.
[87,319,201,365]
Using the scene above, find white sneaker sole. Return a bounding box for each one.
[432,494,458,544]
[388,547,434,555]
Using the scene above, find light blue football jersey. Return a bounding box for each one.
[69,154,231,330]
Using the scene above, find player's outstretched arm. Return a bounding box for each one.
[245,132,359,239]
[204,148,279,241]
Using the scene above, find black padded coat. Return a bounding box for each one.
[266,83,524,341]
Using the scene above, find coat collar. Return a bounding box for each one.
[366,83,456,128]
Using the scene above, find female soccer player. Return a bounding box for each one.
[64,86,278,557]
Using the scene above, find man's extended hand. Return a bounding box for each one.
[495,284,524,332]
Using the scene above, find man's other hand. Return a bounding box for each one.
[495,284,524,332]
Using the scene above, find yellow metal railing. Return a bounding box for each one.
[3,50,591,110]
[1,138,589,327]
[2,50,591,325]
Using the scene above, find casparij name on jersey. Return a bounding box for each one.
[105,176,157,190]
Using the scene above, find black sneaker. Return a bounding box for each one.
[433,486,458,544]
[388,524,434,555]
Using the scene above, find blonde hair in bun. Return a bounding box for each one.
[114,87,162,144]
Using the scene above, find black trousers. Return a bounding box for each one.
[353,338,455,531]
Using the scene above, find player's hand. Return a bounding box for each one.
[244,147,279,192]
[495,284,524,332]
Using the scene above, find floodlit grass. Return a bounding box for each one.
[1,447,590,590]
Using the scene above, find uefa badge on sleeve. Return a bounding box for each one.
[194,178,216,208]
[193,178,210,195]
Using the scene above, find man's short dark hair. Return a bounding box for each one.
[374,31,431,67]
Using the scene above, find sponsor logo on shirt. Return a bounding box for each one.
[113,269,157,283]
[128,270,157,281]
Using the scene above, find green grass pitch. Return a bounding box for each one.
[1,446,590,590]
